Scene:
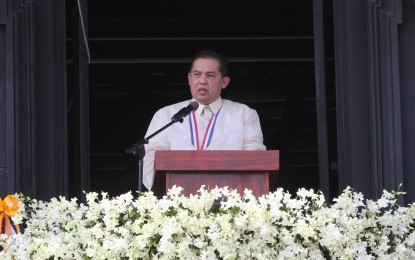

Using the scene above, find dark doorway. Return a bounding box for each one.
[85,1,326,196]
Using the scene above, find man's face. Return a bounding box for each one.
[188,58,230,105]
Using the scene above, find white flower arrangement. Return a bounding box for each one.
[1,185,415,259]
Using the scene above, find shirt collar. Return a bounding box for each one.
[193,97,223,116]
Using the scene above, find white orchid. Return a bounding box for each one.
[1,186,414,259]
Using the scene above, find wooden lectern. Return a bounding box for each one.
[152,150,279,198]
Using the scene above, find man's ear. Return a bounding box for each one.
[222,76,230,89]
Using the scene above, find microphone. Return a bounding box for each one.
[171,101,199,122]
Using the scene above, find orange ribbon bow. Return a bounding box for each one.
[0,195,21,236]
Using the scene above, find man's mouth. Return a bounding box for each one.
[198,88,208,94]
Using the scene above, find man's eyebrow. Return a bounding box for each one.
[191,70,218,74]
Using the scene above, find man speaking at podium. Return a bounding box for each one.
[143,50,266,191]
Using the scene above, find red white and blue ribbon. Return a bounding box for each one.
[189,109,221,150]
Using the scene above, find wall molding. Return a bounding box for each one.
[367,0,403,198]
[333,0,404,201]
[0,0,68,200]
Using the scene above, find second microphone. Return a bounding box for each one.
[171,101,199,122]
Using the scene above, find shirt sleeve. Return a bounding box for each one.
[242,108,267,150]
[143,109,171,190]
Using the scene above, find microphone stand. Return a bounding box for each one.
[126,117,185,193]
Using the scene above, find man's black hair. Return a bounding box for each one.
[190,50,229,77]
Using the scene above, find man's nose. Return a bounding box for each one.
[199,74,208,84]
